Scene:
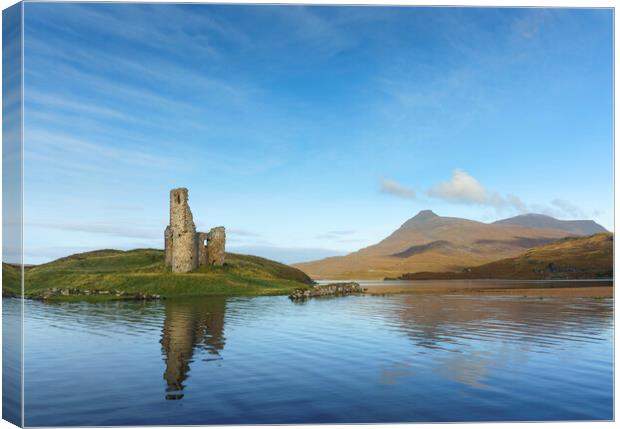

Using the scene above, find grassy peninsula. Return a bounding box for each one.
[3,249,313,300]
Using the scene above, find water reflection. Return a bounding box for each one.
[387,294,613,350]
[160,297,226,400]
[379,294,612,388]
[157,293,613,400]
[18,289,613,425]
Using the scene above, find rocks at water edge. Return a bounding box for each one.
[32,288,161,301]
[289,282,366,301]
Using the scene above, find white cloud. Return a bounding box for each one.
[428,169,529,213]
[379,178,416,200]
[428,169,487,204]
[428,169,589,220]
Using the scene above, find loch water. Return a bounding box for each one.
[5,281,614,425]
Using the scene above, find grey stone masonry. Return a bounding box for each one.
[164,188,226,272]
[197,232,209,267]
[206,227,226,266]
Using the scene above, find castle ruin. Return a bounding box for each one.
[164,188,226,273]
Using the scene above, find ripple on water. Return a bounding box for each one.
[7,285,613,426]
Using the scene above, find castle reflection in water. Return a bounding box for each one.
[156,291,612,401]
[160,297,226,400]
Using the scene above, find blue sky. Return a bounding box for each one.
[22,4,613,264]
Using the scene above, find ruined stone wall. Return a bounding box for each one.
[164,188,226,272]
[206,226,226,266]
[172,232,198,273]
[197,232,209,267]
[167,188,198,273]
[164,226,172,267]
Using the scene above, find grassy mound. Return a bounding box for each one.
[17,249,313,300]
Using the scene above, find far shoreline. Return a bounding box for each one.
[353,278,613,298]
[4,280,613,301]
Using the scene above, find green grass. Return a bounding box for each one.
[2,263,21,296]
[17,249,313,300]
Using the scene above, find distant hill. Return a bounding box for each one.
[397,233,613,280]
[2,263,20,296]
[4,249,313,299]
[295,210,599,280]
[493,213,607,235]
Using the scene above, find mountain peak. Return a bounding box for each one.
[511,213,554,219]
[493,213,607,235]
[413,209,438,220]
[400,210,439,228]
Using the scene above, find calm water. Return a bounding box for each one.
[7,281,615,425]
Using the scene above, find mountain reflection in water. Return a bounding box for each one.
[388,294,612,349]
[375,294,612,389]
[18,284,613,425]
[156,292,612,400]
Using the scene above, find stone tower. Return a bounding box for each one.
[165,188,198,272]
[164,188,226,272]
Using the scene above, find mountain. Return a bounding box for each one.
[397,233,613,280]
[493,213,607,235]
[294,210,594,280]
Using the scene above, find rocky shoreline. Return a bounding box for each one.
[32,288,162,301]
[289,282,366,301]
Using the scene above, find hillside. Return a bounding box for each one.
[8,249,313,300]
[493,213,607,235]
[2,263,21,296]
[295,210,576,279]
[397,233,613,280]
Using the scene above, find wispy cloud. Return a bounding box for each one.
[512,10,549,39]
[315,229,357,240]
[228,244,347,264]
[26,129,172,169]
[529,199,588,220]
[428,169,591,219]
[379,177,416,200]
[27,4,225,61]
[549,199,586,219]
[263,6,355,59]
[27,90,132,122]
[30,222,161,239]
[24,244,162,264]
[227,228,262,238]
[25,14,294,179]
